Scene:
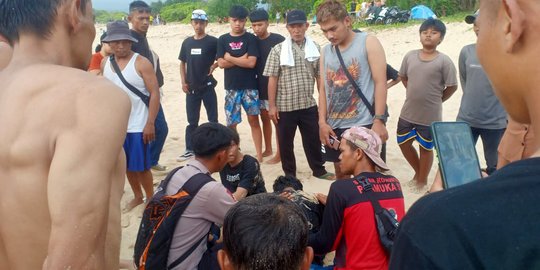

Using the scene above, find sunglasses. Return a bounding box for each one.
[192,12,208,21]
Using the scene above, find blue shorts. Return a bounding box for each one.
[123,132,151,172]
[397,118,434,150]
[225,89,260,126]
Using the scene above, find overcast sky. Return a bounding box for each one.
[93,0,153,12]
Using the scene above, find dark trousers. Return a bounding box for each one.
[277,106,327,177]
[470,127,505,174]
[185,88,218,151]
[149,105,169,166]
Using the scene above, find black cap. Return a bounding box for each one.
[229,5,249,19]
[465,10,479,24]
[249,9,269,22]
[287,10,307,25]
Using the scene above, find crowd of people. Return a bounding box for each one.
[1,0,540,269]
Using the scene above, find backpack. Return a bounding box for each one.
[354,176,400,254]
[134,166,213,270]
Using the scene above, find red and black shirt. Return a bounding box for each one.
[308,172,405,270]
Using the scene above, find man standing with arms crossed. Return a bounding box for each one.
[217,5,264,161]
[249,9,285,164]
[129,1,169,171]
[316,0,388,179]
[177,9,219,161]
[0,0,130,269]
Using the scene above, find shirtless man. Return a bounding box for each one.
[0,35,12,69]
[0,1,130,269]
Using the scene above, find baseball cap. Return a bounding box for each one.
[342,127,389,171]
[249,9,269,22]
[465,10,479,24]
[286,10,307,25]
[192,9,208,21]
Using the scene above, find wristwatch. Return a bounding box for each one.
[374,114,387,123]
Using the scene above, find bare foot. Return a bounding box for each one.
[262,150,273,157]
[257,154,264,163]
[123,197,144,213]
[265,155,281,164]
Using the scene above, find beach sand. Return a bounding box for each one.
[96,21,479,261]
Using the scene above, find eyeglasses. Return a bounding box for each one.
[192,12,208,21]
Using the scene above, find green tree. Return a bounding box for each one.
[160,2,207,22]
[267,0,314,17]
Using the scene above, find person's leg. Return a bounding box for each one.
[242,89,263,161]
[479,128,506,175]
[139,170,154,201]
[185,91,203,152]
[266,119,282,164]
[225,89,242,128]
[397,118,420,180]
[416,124,435,187]
[202,87,219,123]
[149,105,169,168]
[297,106,328,177]
[125,171,144,211]
[277,111,298,177]
[260,101,273,157]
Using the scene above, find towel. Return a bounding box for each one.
[280,36,320,67]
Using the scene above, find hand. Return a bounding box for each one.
[268,105,279,124]
[315,193,328,205]
[371,120,388,142]
[319,122,336,147]
[279,191,294,201]
[182,83,189,94]
[208,64,217,75]
[143,123,155,144]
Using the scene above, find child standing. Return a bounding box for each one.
[397,19,457,192]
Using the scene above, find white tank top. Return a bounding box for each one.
[104,53,149,133]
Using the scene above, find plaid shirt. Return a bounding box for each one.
[263,40,320,112]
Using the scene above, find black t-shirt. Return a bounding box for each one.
[255,33,285,100]
[130,30,164,87]
[219,155,266,196]
[389,157,540,270]
[217,32,259,90]
[179,35,218,91]
[386,64,399,81]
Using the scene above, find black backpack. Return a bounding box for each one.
[134,166,213,269]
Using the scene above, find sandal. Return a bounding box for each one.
[315,172,336,181]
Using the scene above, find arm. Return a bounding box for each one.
[458,48,467,90]
[208,62,218,75]
[137,56,160,144]
[224,53,257,69]
[366,35,389,141]
[386,64,401,90]
[45,80,130,270]
[217,57,235,69]
[308,185,345,254]
[442,85,458,102]
[317,51,335,146]
[180,61,189,93]
[387,76,402,89]
[268,76,279,123]
[233,157,260,201]
[400,75,408,88]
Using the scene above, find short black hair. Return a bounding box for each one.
[191,122,234,159]
[273,175,304,193]
[231,128,240,145]
[129,0,151,14]
[249,9,269,22]
[419,18,446,39]
[229,5,249,19]
[223,193,309,270]
[0,0,87,45]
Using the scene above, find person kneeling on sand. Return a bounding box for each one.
[308,126,405,269]
[218,193,314,270]
[220,129,267,201]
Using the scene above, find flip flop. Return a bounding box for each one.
[315,172,336,181]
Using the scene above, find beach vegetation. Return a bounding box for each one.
[93,9,127,23]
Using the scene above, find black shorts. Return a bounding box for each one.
[397,118,433,150]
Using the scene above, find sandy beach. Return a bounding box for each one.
[98,21,479,260]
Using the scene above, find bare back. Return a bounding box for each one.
[0,63,130,269]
